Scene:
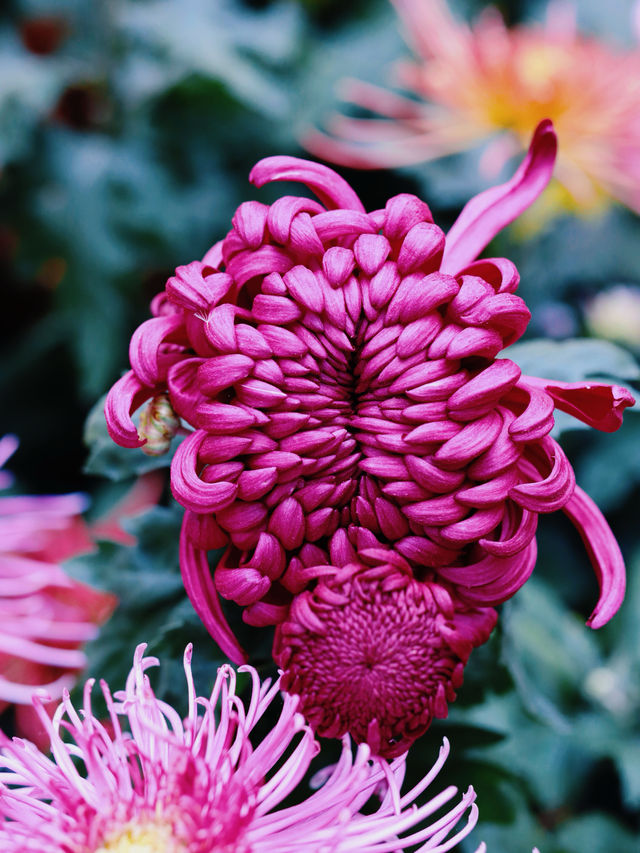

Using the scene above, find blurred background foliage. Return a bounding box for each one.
[2,0,640,850]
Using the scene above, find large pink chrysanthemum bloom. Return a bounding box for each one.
[0,643,481,852]
[305,0,640,216]
[0,435,117,748]
[105,122,632,753]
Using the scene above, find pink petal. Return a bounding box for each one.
[529,378,635,433]
[441,120,557,275]
[249,155,366,212]
[562,485,626,628]
[104,371,154,448]
[180,518,246,663]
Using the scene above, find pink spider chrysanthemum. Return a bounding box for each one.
[305,0,640,216]
[0,435,117,748]
[0,644,482,853]
[105,122,632,751]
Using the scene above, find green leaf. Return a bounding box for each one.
[508,338,640,383]
[501,577,602,724]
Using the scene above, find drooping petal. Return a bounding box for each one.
[562,485,626,628]
[528,377,635,432]
[441,120,557,274]
[180,513,246,664]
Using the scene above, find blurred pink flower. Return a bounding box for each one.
[0,644,481,852]
[0,438,161,747]
[305,0,640,216]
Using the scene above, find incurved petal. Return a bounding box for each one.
[249,156,366,213]
[129,314,188,387]
[562,485,626,628]
[104,371,154,449]
[170,431,238,514]
[511,437,575,512]
[441,120,557,274]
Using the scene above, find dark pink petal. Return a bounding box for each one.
[354,233,391,276]
[396,222,445,274]
[180,517,246,663]
[197,354,254,396]
[447,359,521,418]
[170,431,238,514]
[534,379,635,433]
[284,266,325,313]
[322,246,356,286]
[166,262,233,312]
[562,485,626,628]
[480,505,538,557]
[449,541,538,604]
[266,196,324,243]
[250,155,366,212]
[509,383,556,443]
[104,371,154,448]
[231,200,269,248]
[129,315,187,387]
[512,438,575,512]
[215,566,271,606]
[383,194,433,242]
[441,120,557,274]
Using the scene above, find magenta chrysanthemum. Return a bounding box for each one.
[0,644,481,852]
[274,549,497,757]
[105,121,631,679]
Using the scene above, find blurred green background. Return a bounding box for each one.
[2,0,640,850]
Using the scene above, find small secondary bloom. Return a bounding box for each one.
[0,644,481,852]
[0,436,116,747]
[274,549,497,757]
[305,0,640,215]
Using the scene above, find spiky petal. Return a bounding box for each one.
[0,644,481,852]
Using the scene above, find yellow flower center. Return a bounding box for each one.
[96,821,187,853]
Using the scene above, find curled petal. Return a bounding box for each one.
[563,485,626,628]
[129,314,187,388]
[250,155,366,213]
[180,517,246,663]
[538,379,634,432]
[442,120,557,274]
[104,371,154,448]
[511,437,575,512]
[458,540,538,605]
[171,431,238,513]
[509,383,556,442]
[215,567,271,607]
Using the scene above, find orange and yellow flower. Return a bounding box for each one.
[305,0,640,216]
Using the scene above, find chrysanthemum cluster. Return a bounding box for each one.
[305,0,640,216]
[106,120,632,755]
[0,644,480,852]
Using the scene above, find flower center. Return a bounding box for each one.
[273,559,497,757]
[96,821,186,853]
